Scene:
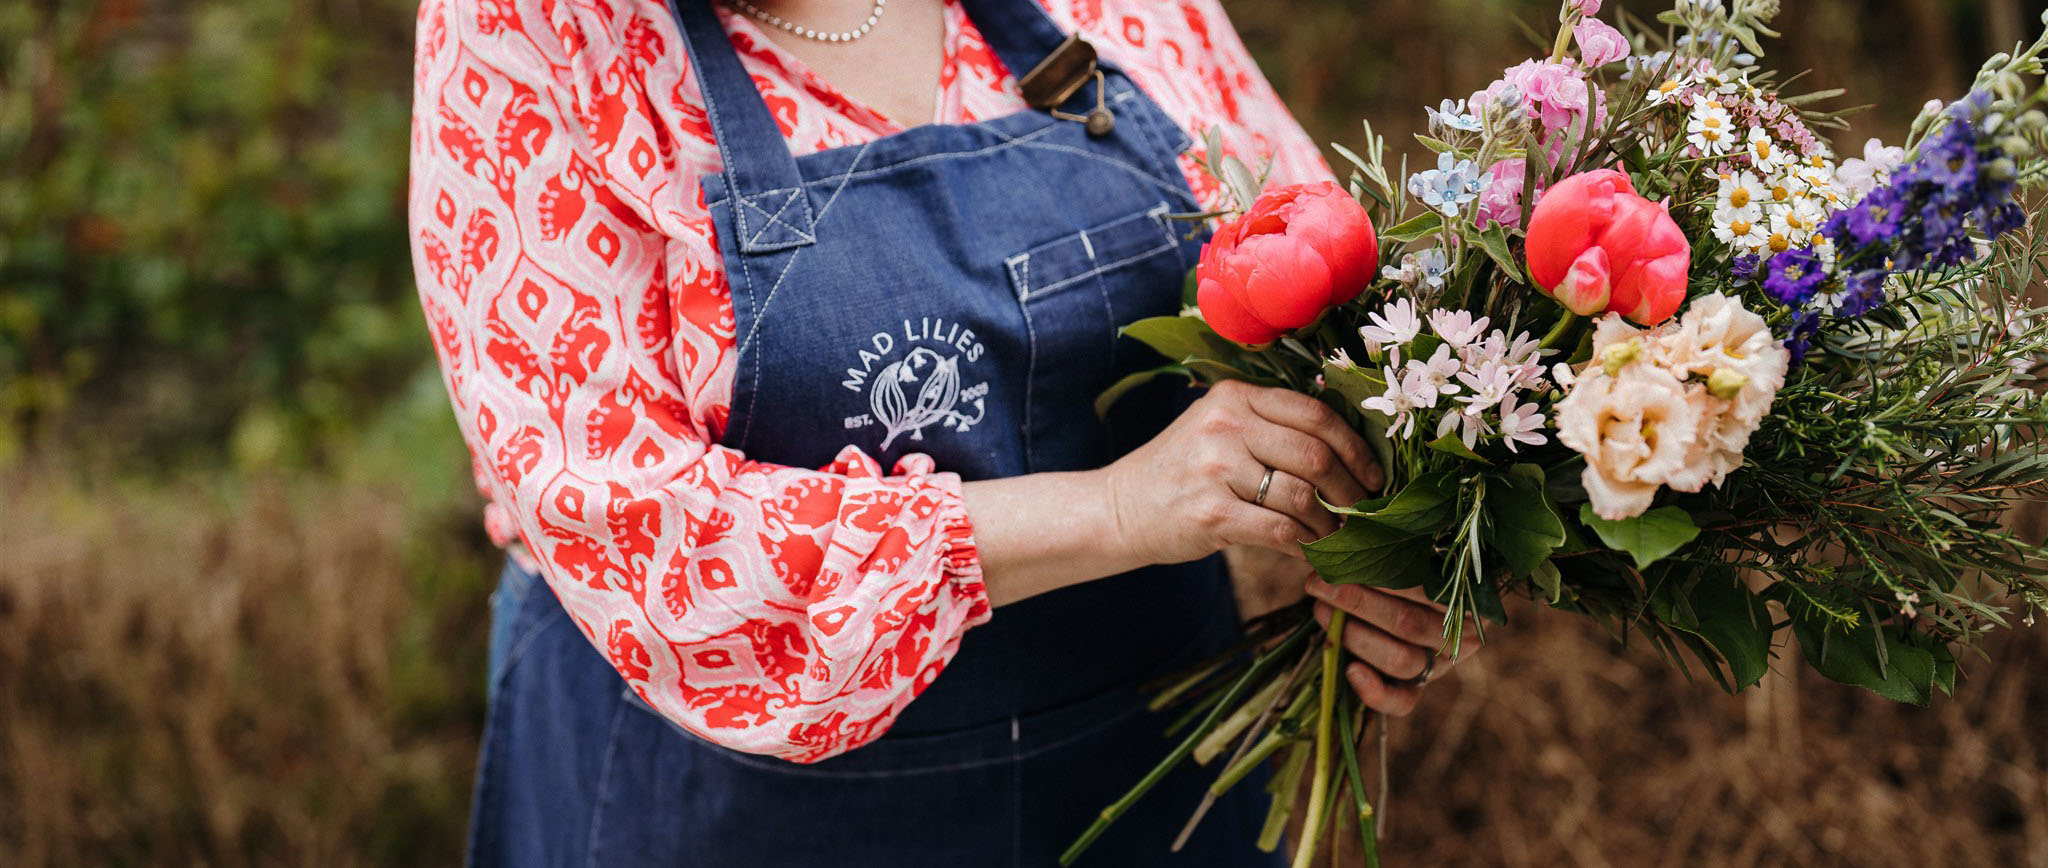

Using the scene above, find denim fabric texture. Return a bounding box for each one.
[467,0,1279,864]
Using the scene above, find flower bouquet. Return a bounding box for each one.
[1063,1,2048,865]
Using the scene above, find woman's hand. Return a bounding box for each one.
[1103,380,1383,567]
[1307,577,1478,716]
[965,380,1379,608]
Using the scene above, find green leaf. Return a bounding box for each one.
[1180,266,1199,308]
[1221,154,1262,212]
[1477,225,1525,283]
[1319,362,1385,409]
[1530,560,1564,604]
[1180,358,1282,388]
[1426,432,1491,465]
[1414,134,1453,154]
[1301,518,1436,589]
[1790,614,1936,705]
[1577,504,1700,570]
[1686,575,1773,690]
[1379,211,1444,243]
[1093,364,1190,419]
[1324,471,1456,534]
[1483,464,1566,575]
[1118,315,1242,362]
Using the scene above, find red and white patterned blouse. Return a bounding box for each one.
[408,0,1329,762]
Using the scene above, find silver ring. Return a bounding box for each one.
[1407,655,1437,687]
[1253,467,1276,506]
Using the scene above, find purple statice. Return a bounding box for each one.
[1782,309,1823,365]
[1826,186,1905,249]
[1800,90,2027,315]
[1835,269,1888,318]
[1729,252,1763,285]
[1763,248,1826,305]
[1914,124,1980,190]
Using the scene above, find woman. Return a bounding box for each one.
[407,0,1467,863]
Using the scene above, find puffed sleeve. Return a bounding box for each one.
[408,0,990,763]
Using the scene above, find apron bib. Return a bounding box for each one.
[467,2,1278,865]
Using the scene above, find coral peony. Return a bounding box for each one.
[1196,182,1379,344]
[1525,169,1691,326]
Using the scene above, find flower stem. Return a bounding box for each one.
[1539,310,1581,351]
[1059,622,1314,866]
[1338,698,1382,868]
[1257,742,1313,852]
[1290,611,1346,868]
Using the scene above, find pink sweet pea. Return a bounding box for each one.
[1573,18,1629,67]
[1197,182,1379,344]
[1567,0,1602,15]
[1525,170,1690,326]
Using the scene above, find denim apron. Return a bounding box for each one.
[467,1,1280,865]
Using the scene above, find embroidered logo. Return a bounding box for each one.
[841,318,988,450]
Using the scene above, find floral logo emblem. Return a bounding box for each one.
[841,318,989,450]
[868,348,985,450]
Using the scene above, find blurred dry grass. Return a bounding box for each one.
[1364,590,2048,867]
[0,452,495,867]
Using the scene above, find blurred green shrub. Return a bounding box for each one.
[0,0,423,466]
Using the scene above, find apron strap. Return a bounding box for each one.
[670,0,820,254]
[665,0,1084,256]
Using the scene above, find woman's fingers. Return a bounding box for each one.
[1227,466,1340,539]
[1314,603,1429,680]
[1241,420,1370,509]
[1242,387,1384,494]
[1213,499,1321,553]
[1346,662,1420,717]
[1305,578,1449,649]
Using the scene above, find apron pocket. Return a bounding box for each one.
[1003,203,1177,305]
[1004,203,1181,472]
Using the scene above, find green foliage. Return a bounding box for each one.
[1484,464,1565,576]
[1578,504,1704,570]
[0,0,424,463]
[1303,472,1457,587]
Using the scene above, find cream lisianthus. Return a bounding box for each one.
[1554,345,1704,521]
[1558,300,1789,518]
[1657,293,1790,487]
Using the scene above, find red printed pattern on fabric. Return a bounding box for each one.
[409,0,1328,761]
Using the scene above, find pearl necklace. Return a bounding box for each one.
[726,0,886,44]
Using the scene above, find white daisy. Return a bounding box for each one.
[1647,76,1693,106]
[1687,101,1737,155]
[1739,129,1781,172]
[1711,205,1767,252]
[1715,171,1769,213]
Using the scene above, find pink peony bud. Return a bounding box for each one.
[1526,170,1690,326]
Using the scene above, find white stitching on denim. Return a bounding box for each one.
[733,247,801,444]
[1024,240,1174,298]
[739,187,815,246]
[1018,271,1039,469]
[809,140,874,224]
[1005,252,1030,301]
[798,124,1064,209]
